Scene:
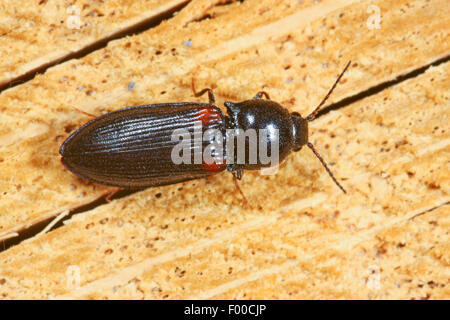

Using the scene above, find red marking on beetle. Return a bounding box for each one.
[202,158,225,172]
[196,106,221,126]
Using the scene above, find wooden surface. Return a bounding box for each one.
[0,0,449,299]
[0,0,189,87]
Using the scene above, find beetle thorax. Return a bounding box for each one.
[224,99,295,170]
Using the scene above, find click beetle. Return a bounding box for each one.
[60,62,350,194]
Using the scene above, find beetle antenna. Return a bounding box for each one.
[306,142,346,194]
[306,61,351,121]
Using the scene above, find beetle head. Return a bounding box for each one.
[291,112,308,151]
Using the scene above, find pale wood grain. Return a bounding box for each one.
[0,0,190,87]
[0,0,448,299]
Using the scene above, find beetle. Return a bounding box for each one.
[60,62,350,194]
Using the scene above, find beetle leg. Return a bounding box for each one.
[73,107,99,119]
[104,187,122,202]
[226,166,244,182]
[232,171,251,208]
[191,78,216,104]
[252,91,270,100]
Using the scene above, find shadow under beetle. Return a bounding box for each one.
[60,62,351,194]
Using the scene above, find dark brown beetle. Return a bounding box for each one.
[60,62,351,194]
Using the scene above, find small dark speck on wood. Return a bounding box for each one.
[128,81,136,91]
